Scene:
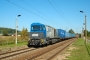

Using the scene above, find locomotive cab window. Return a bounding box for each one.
[31,25,40,30]
[31,25,45,31]
[40,25,43,30]
[40,25,45,30]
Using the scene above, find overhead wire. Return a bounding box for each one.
[6,0,47,20]
[52,0,74,27]
[47,0,73,28]
[21,0,63,27]
[6,0,62,28]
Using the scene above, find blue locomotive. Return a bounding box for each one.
[28,23,76,46]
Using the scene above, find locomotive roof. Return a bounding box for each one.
[31,22,55,29]
[31,23,44,25]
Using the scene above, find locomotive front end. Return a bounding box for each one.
[28,23,46,46]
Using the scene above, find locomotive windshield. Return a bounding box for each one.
[31,25,43,30]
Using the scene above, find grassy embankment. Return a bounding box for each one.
[67,38,90,60]
[0,36,28,49]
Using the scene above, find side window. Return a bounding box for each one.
[40,25,42,30]
[40,25,44,30]
[43,26,45,30]
[31,27,33,30]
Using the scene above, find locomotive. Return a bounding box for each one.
[28,23,76,46]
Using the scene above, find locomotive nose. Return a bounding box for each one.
[30,32,45,39]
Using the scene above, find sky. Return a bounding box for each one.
[0,0,90,33]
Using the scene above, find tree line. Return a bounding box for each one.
[0,27,29,36]
[0,27,15,36]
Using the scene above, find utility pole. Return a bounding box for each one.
[16,17,17,44]
[85,15,87,44]
[80,10,87,44]
[82,27,84,38]
[15,15,21,44]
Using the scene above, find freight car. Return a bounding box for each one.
[28,23,76,46]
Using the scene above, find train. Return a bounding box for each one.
[28,22,76,47]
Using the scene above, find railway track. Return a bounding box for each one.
[0,38,76,60]
[0,47,36,60]
[14,38,76,60]
[0,47,29,55]
[48,38,76,60]
[27,38,76,60]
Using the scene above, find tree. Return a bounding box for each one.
[0,27,21,35]
[2,30,8,36]
[68,29,75,34]
[83,30,88,36]
[21,27,28,40]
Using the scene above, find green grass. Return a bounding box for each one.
[67,38,90,60]
[0,41,28,49]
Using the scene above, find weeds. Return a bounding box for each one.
[0,36,28,45]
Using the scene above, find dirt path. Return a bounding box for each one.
[52,46,77,60]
